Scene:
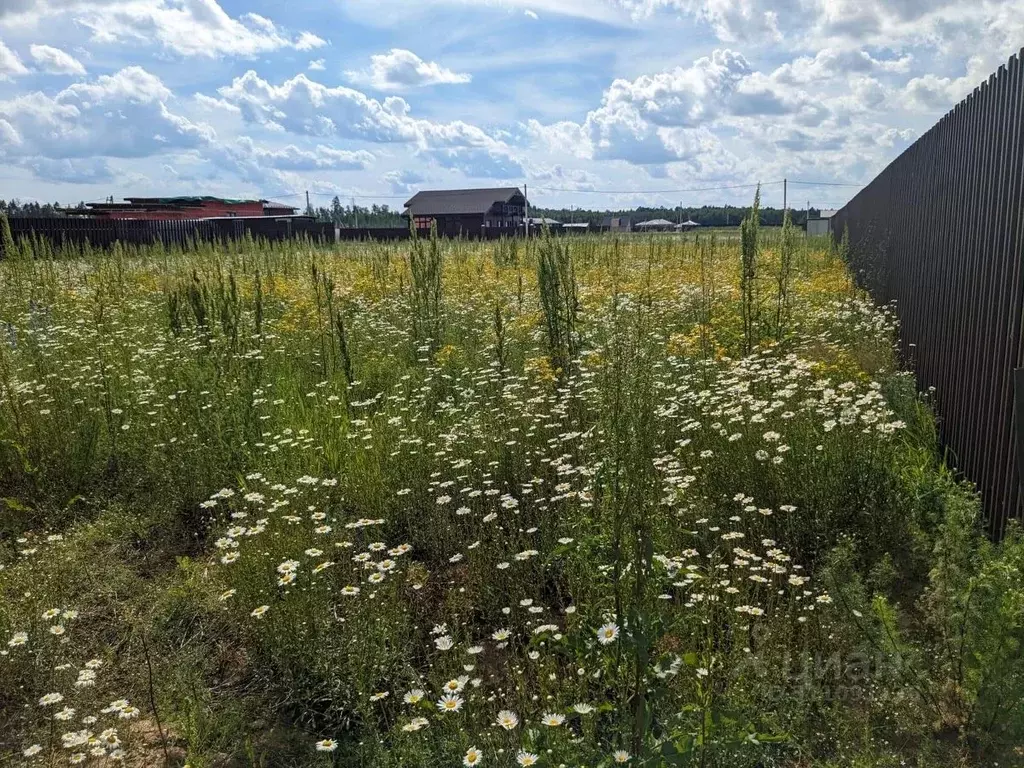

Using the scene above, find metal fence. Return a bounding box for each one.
[336,227,411,241]
[334,226,578,241]
[1,215,335,255]
[831,47,1024,536]
[0,219,579,253]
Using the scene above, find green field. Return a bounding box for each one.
[1,212,1022,767]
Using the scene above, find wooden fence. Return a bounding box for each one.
[1,216,336,255]
[831,47,1024,536]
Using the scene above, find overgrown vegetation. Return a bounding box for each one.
[1,206,1022,767]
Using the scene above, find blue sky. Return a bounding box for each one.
[0,0,1021,212]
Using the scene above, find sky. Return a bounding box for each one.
[0,0,1021,212]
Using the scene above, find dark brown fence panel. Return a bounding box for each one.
[332,226,574,241]
[832,47,1024,536]
[6,217,121,253]
[336,227,410,241]
[0,216,342,257]
[2,218,576,256]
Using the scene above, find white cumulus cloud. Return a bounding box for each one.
[26,156,115,183]
[0,66,214,167]
[523,45,922,186]
[226,137,374,171]
[218,71,419,141]
[384,169,425,193]
[771,48,912,85]
[193,93,241,113]
[212,136,375,186]
[0,117,21,146]
[14,0,327,59]
[901,55,991,112]
[0,39,29,79]
[28,44,86,75]
[216,70,522,179]
[347,48,471,91]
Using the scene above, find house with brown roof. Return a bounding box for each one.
[404,187,527,237]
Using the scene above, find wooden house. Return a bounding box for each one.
[404,188,527,236]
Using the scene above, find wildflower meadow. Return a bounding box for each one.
[1,204,1023,767]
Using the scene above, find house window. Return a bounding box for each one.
[414,216,433,229]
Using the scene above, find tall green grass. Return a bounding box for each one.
[0,210,1022,767]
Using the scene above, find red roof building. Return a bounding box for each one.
[79,196,298,220]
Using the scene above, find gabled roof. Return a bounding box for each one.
[404,187,524,216]
[636,218,676,227]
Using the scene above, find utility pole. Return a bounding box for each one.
[305,189,311,216]
[678,200,682,225]
[783,178,787,213]
[524,183,529,237]
[352,196,358,228]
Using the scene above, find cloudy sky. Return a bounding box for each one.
[0,0,1021,211]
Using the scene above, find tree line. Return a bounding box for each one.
[305,196,406,228]
[0,199,88,217]
[532,204,825,228]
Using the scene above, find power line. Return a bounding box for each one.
[790,180,864,187]
[304,191,409,200]
[255,191,307,199]
[303,181,794,204]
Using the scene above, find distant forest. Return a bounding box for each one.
[532,204,823,228]
[0,200,84,217]
[304,199,824,229]
[307,197,406,227]
[304,201,825,229]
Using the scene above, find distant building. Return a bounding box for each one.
[263,200,301,217]
[807,209,837,236]
[79,196,299,220]
[404,187,527,237]
[675,219,701,232]
[600,216,632,233]
[527,217,562,231]
[635,218,676,232]
[562,222,590,233]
